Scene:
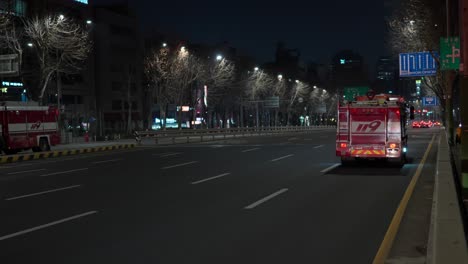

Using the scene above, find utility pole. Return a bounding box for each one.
[459,0,468,196]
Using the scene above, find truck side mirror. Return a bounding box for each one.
[410,106,415,120]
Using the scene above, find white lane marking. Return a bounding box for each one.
[271,154,294,162]
[288,137,298,141]
[6,185,82,201]
[162,161,198,170]
[242,148,260,153]
[92,159,122,164]
[313,144,324,149]
[159,153,181,157]
[40,168,89,177]
[191,173,231,185]
[7,169,46,175]
[0,211,98,241]
[244,188,289,209]
[320,163,340,173]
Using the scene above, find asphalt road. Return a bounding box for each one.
[0,128,439,264]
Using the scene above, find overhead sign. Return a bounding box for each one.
[440,37,460,70]
[343,86,369,101]
[399,52,437,77]
[422,96,438,106]
[264,96,279,108]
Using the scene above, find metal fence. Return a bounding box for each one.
[137,125,335,144]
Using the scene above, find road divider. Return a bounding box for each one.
[6,185,82,201]
[162,161,198,170]
[0,144,135,164]
[40,168,88,177]
[191,173,231,185]
[271,154,294,162]
[320,163,340,173]
[241,148,260,153]
[92,159,122,164]
[244,188,289,209]
[0,211,98,241]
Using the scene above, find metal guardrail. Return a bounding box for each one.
[137,125,335,144]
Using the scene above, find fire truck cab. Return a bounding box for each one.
[0,102,60,155]
[336,92,413,166]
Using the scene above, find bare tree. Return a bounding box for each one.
[23,15,92,100]
[202,58,235,128]
[0,13,23,73]
[387,0,456,142]
[144,46,171,129]
[167,48,205,129]
[286,81,309,125]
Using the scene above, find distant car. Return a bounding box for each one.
[419,120,433,128]
[433,121,441,126]
[412,121,421,128]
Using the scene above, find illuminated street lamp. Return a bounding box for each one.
[216,55,223,61]
[86,20,92,25]
[313,85,317,89]
[27,43,33,47]
[254,67,259,71]
[59,14,65,20]
[180,46,186,52]
[277,74,283,80]
[295,80,300,83]
[162,43,167,47]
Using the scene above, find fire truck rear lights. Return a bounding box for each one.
[389,143,397,149]
[340,143,347,148]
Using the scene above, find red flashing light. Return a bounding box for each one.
[340,143,347,148]
[396,110,400,116]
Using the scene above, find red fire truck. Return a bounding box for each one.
[0,102,60,154]
[336,92,414,166]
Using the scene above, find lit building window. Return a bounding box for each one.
[74,0,88,4]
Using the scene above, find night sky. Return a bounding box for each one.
[95,0,386,68]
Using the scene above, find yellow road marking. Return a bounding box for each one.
[373,134,436,264]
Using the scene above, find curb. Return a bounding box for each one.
[0,144,136,164]
[426,131,468,264]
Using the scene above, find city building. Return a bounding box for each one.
[93,3,143,135]
[329,49,369,95]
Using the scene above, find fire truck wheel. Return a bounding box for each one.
[4,149,18,155]
[39,138,51,152]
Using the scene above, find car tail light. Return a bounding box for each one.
[340,143,347,148]
[389,143,397,149]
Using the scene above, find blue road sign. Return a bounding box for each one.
[399,52,438,77]
[423,96,438,106]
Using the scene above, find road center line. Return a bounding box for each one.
[373,134,436,263]
[40,168,89,177]
[242,148,260,153]
[320,163,340,173]
[162,161,198,170]
[6,185,82,201]
[92,159,122,164]
[191,173,231,185]
[244,188,289,209]
[271,154,294,162]
[7,169,46,175]
[313,144,324,149]
[0,211,98,241]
